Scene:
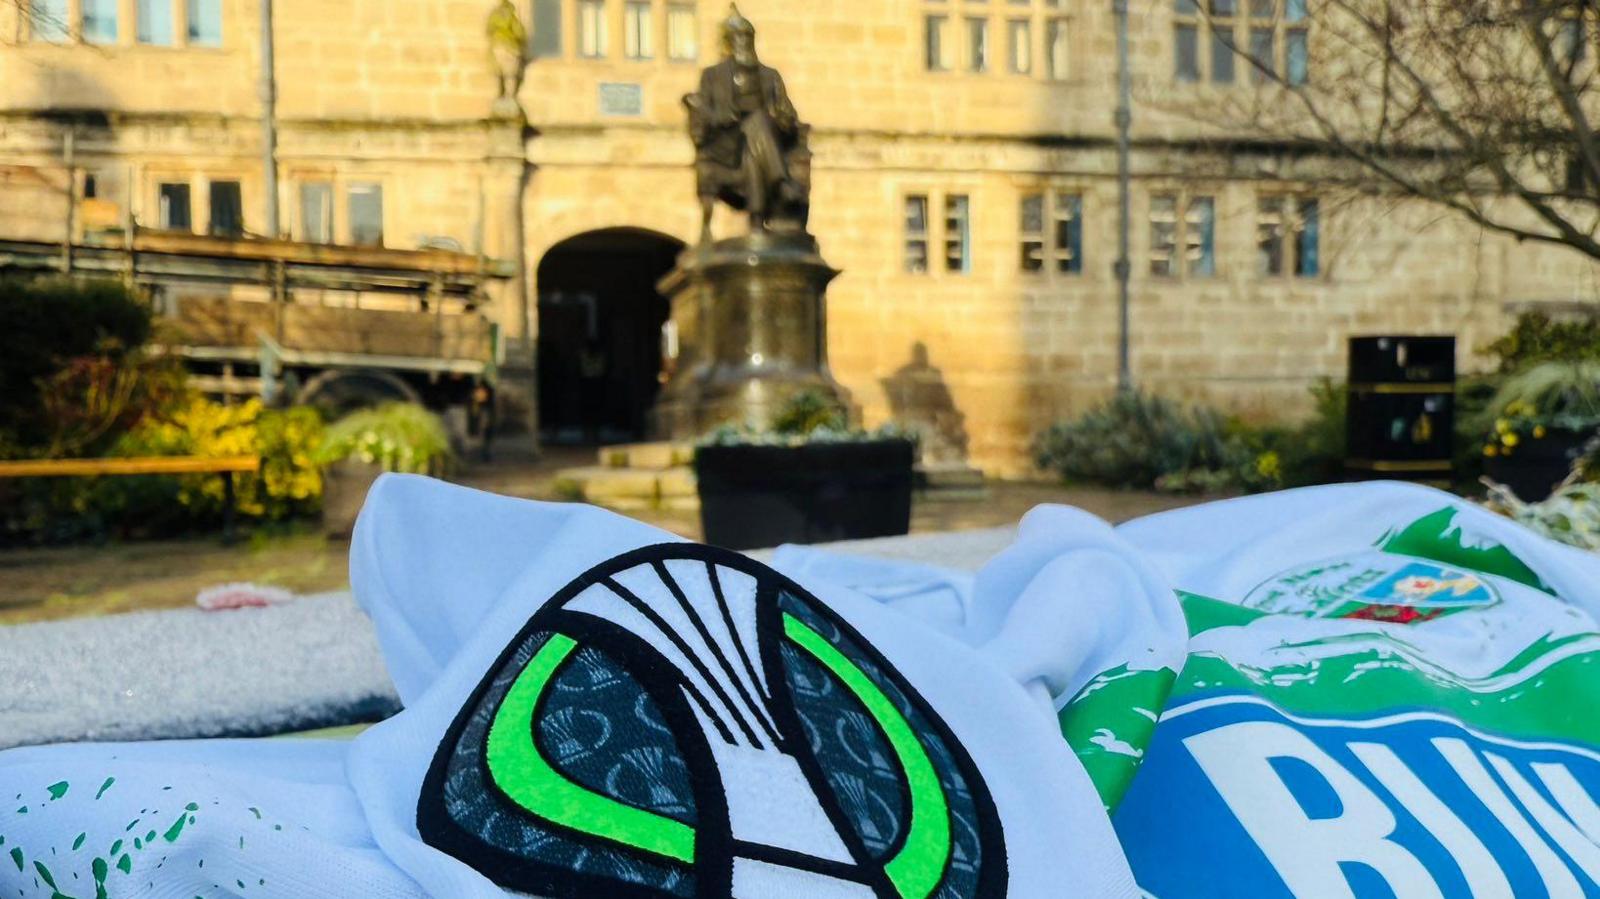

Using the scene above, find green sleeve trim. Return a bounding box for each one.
[783,613,950,899]
[486,633,696,863]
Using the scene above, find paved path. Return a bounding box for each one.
[0,529,1012,750]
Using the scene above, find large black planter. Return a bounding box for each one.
[1485,428,1591,502]
[695,439,915,550]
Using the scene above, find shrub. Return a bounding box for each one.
[1485,478,1600,552]
[700,390,912,446]
[1484,311,1600,373]
[1260,378,1347,488]
[315,402,452,474]
[0,398,325,544]
[110,397,325,522]
[1034,391,1249,491]
[0,276,175,456]
[769,389,848,436]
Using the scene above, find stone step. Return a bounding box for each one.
[596,441,695,470]
[917,464,988,499]
[554,464,699,511]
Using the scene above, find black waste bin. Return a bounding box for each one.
[1346,336,1456,483]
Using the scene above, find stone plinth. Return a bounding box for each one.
[652,231,850,438]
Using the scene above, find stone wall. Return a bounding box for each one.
[0,0,1598,474]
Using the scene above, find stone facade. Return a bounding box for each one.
[2,0,1598,474]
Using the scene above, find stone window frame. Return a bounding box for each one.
[1148,188,1219,279]
[576,0,609,58]
[1174,0,1309,86]
[550,0,692,65]
[665,1,698,63]
[900,189,978,276]
[27,0,222,48]
[1256,192,1320,279]
[920,0,1072,81]
[144,171,257,235]
[285,173,390,247]
[1018,186,1084,278]
[622,0,653,60]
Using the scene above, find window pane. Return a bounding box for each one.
[1021,194,1044,234]
[159,183,192,231]
[925,15,949,70]
[1008,19,1031,74]
[1257,196,1284,275]
[967,17,989,73]
[1249,0,1274,18]
[1150,195,1178,276]
[208,181,243,237]
[137,0,173,44]
[1249,27,1274,82]
[1055,193,1082,274]
[32,0,68,41]
[1211,25,1235,82]
[906,195,928,233]
[1211,0,1236,14]
[907,240,929,274]
[1175,24,1200,81]
[946,195,971,274]
[1286,29,1308,84]
[186,0,221,45]
[1285,0,1307,21]
[349,183,384,247]
[667,4,696,60]
[82,0,118,44]
[1295,198,1319,277]
[579,0,607,57]
[1186,196,1215,276]
[300,183,333,244]
[906,195,929,273]
[624,1,651,59]
[1177,0,1199,12]
[531,0,563,58]
[1047,19,1069,79]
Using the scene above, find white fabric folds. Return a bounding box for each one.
[0,475,1143,898]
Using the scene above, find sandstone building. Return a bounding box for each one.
[1,0,1597,474]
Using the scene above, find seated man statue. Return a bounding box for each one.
[684,4,811,241]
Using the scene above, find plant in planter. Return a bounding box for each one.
[315,402,453,536]
[1475,361,1600,502]
[694,391,917,550]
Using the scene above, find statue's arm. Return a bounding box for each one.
[769,71,799,132]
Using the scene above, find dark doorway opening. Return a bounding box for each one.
[536,228,683,445]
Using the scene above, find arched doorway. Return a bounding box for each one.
[536,228,684,444]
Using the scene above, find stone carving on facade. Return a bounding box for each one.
[683,4,811,242]
[487,0,527,112]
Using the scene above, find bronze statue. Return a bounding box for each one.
[684,5,811,242]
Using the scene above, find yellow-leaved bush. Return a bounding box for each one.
[114,397,325,521]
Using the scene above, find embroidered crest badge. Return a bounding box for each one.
[417,544,1006,898]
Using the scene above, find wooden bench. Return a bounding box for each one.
[0,456,261,542]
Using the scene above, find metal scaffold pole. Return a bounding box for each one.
[1113,0,1133,394]
[259,0,279,239]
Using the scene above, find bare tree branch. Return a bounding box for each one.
[1187,0,1600,262]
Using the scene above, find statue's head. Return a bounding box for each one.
[721,3,758,67]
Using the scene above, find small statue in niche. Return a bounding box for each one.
[683,4,811,242]
[487,0,528,105]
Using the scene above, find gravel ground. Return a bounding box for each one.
[0,529,1011,750]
